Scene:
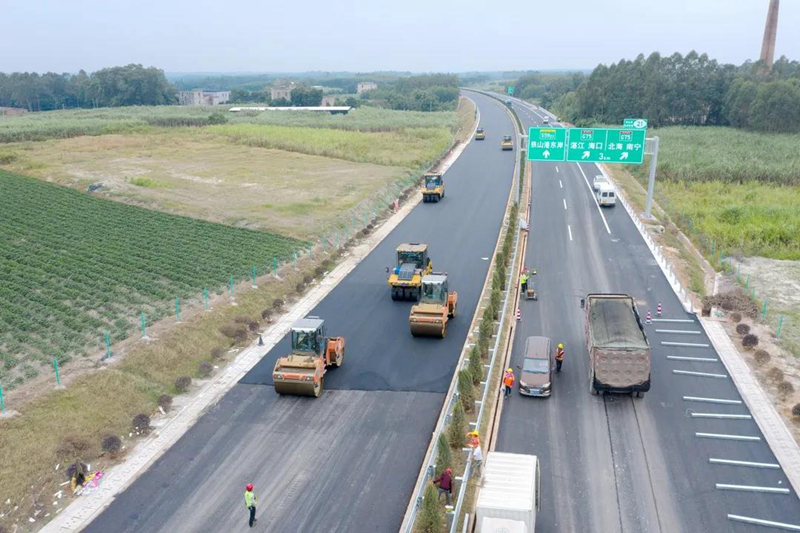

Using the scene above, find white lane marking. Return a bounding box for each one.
[563,199,567,210]
[696,432,761,441]
[662,341,710,347]
[667,355,718,362]
[710,458,780,469]
[567,225,573,241]
[673,369,727,379]
[652,318,695,323]
[575,163,611,234]
[559,180,563,188]
[729,514,800,530]
[716,484,790,495]
[655,329,702,335]
[690,413,752,420]
[556,167,559,173]
[683,396,742,405]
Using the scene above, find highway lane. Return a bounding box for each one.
[83,92,517,533]
[496,98,800,532]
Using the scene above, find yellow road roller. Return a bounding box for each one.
[387,243,432,301]
[273,317,344,397]
[409,273,458,338]
[421,173,444,203]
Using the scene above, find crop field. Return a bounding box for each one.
[630,126,800,260]
[0,170,303,387]
[0,105,460,143]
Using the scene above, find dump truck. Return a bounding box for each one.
[387,243,432,301]
[421,173,444,203]
[501,135,514,151]
[409,273,457,337]
[581,294,651,397]
[272,317,345,397]
[475,452,540,533]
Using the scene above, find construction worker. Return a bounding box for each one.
[503,368,515,397]
[520,272,529,296]
[433,467,453,506]
[244,483,257,528]
[556,343,565,373]
[466,430,484,480]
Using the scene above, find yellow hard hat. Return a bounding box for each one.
[507,367,513,372]
[558,343,564,349]
[471,430,479,436]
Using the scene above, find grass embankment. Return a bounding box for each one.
[0,170,303,388]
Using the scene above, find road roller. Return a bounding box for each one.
[421,173,444,203]
[387,243,432,301]
[272,316,344,397]
[409,273,458,338]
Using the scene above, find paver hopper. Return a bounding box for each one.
[409,273,458,338]
[272,317,344,397]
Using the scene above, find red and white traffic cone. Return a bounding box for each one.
[646,310,652,324]
[393,199,399,213]
[516,309,521,321]
[657,302,662,316]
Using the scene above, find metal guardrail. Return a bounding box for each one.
[403,92,524,533]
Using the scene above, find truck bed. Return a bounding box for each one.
[587,297,648,349]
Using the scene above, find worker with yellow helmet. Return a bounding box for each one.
[556,343,565,373]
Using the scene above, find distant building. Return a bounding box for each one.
[321,95,337,107]
[270,82,296,102]
[0,106,27,116]
[357,82,378,94]
[177,89,231,106]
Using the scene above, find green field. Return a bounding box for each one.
[0,105,459,143]
[630,126,800,260]
[0,170,303,387]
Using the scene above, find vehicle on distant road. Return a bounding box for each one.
[592,174,608,191]
[476,452,540,532]
[475,127,486,140]
[580,293,651,397]
[501,135,514,151]
[596,183,616,207]
[387,243,432,301]
[518,336,553,397]
[505,99,512,107]
[272,317,345,397]
[421,173,444,203]
[409,272,457,338]
[542,117,549,125]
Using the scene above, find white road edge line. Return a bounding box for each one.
[710,458,780,469]
[567,225,573,241]
[728,514,800,531]
[575,163,611,234]
[716,484,790,494]
[684,396,742,405]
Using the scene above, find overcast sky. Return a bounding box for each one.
[2,0,797,74]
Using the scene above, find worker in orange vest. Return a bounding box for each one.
[556,344,565,373]
[503,368,515,397]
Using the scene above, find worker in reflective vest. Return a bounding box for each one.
[244,484,257,528]
[520,273,529,295]
[503,368,515,397]
[556,344,565,373]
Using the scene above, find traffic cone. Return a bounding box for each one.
[258,335,264,346]
[657,302,662,316]
[516,309,521,321]
[646,310,651,324]
[393,199,399,213]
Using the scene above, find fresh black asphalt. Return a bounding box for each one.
[496,99,800,532]
[83,91,517,532]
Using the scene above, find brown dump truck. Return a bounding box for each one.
[581,294,651,397]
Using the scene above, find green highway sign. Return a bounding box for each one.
[508,86,515,95]
[527,127,567,161]
[623,118,648,129]
[566,127,646,164]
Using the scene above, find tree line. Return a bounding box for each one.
[0,64,175,111]
[523,52,800,133]
[363,74,460,112]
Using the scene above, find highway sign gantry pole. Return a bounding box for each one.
[644,136,660,219]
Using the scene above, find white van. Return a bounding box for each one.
[476,452,540,532]
[596,183,616,207]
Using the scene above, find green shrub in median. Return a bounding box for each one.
[447,399,467,448]
[418,483,444,533]
[490,287,501,320]
[468,345,483,384]
[435,433,453,476]
[480,305,495,341]
[458,370,475,411]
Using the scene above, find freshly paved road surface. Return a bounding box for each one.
[496,98,800,532]
[83,92,517,533]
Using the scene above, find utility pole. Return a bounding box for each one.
[644,136,660,219]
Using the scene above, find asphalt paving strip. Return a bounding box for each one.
[81,92,518,533]
[495,100,800,532]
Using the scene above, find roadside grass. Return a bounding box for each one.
[0,254,317,529]
[0,133,408,240]
[0,105,460,143]
[208,123,453,167]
